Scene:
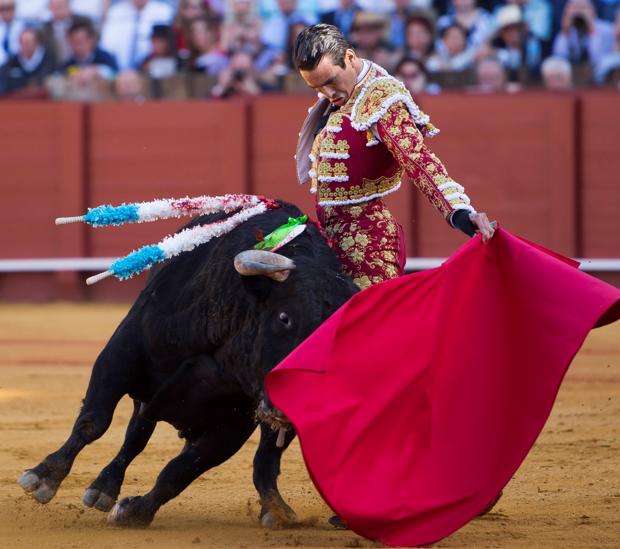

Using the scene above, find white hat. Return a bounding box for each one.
[495,5,523,32]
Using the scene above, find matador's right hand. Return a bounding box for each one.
[469,212,497,243]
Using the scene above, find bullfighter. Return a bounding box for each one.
[294,23,496,289]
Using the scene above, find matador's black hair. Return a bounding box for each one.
[293,24,351,71]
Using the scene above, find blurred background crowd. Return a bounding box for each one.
[1,0,619,101]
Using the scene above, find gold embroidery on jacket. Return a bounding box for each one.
[352,78,406,128]
[320,135,350,157]
[317,170,401,203]
[317,160,348,180]
[377,102,473,218]
[325,112,344,132]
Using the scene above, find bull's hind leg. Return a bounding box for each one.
[107,398,256,528]
[19,323,143,504]
[83,399,156,512]
[253,423,298,527]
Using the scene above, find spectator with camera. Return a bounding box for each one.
[552,0,614,68]
[0,26,55,95]
[210,48,262,96]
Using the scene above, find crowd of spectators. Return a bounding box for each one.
[1,0,619,101]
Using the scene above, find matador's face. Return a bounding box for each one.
[300,49,360,108]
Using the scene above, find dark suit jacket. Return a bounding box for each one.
[62,47,119,74]
[40,15,92,69]
[0,48,56,94]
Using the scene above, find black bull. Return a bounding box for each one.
[18,201,358,527]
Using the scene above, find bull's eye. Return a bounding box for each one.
[279,312,292,328]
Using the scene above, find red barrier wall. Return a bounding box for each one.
[0,92,618,301]
[581,92,620,258]
[0,102,86,300]
[86,100,249,300]
[415,92,578,257]
[251,95,315,216]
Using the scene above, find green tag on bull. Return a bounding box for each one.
[254,215,308,252]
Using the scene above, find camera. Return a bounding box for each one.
[232,70,247,82]
[572,14,588,34]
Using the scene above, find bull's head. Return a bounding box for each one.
[230,245,357,429]
[233,249,297,435]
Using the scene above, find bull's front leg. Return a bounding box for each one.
[253,422,298,528]
[107,400,256,528]
[83,399,156,512]
[18,327,142,505]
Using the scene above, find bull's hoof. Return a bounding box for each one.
[107,496,154,528]
[83,488,116,512]
[260,498,298,528]
[18,471,40,492]
[83,464,123,512]
[18,470,59,504]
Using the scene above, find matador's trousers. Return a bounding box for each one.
[316,198,406,290]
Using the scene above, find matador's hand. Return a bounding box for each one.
[469,212,497,243]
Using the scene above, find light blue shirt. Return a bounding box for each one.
[260,9,318,52]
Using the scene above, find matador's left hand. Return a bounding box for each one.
[469,212,497,243]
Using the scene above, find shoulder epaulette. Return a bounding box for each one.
[350,63,440,138]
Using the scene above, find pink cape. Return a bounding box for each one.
[264,229,620,547]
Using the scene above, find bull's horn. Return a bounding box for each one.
[234,250,296,282]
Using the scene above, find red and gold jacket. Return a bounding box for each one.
[295,62,475,222]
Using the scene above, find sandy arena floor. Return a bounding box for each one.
[0,303,618,549]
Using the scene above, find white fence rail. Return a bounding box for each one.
[405,258,620,273]
[1,258,619,273]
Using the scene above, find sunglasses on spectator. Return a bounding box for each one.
[0,4,16,11]
[400,71,422,79]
